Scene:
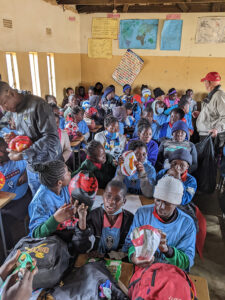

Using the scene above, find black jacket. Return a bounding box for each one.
[13,94,62,169]
[72,207,134,254]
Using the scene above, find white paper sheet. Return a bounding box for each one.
[92,194,142,215]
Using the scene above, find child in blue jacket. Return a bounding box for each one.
[157,148,197,205]
[115,140,156,198]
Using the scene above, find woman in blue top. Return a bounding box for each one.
[29,160,73,238]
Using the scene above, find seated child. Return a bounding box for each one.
[157,120,197,173]
[94,82,104,96]
[152,99,167,126]
[29,160,73,238]
[178,95,194,136]
[0,137,31,248]
[153,87,165,102]
[159,108,185,140]
[186,89,197,112]
[115,140,156,198]
[62,87,74,109]
[94,115,126,160]
[73,141,117,189]
[123,176,196,270]
[141,85,154,107]
[64,94,80,120]
[124,103,135,137]
[120,84,133,104]
[164,88,180,108]
[112,106,127,135]
[157,149,197,205]
[55,114,72,162]
[72,106,90,143]
[77,86,88,102]
[88,86,95,99]
[73,180,134,255]
[125,120,158,166]
[49,103,65,129]
[101,86,121,115]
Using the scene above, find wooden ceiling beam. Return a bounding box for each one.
[57,0,225,5]
[123,3,130,12]
[212,2,221,11]
[176,2,189,11]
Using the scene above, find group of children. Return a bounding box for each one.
[0,82,202,295]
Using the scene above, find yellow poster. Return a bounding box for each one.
[92,17,118,39]
[88,39,112,59]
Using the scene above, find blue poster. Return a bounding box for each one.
[119,19,159,49]
[160,20,183,51]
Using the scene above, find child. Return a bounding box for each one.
[124,103,136,137]
[72,180,134,255]
[101,86,119,115]
[123,176,196,270]
[120,84,133,104]
[94,82,104,96]
[28,160,72,238]
[62,87,74,108]
[164,88,180,108]
[125,120,158,166]
[77,86,88,102]
[0,137,31,248]
[115,140,156,198]
[112,106,127,135]
[55,114,72,162]
[88,86,95,98]
[71,106,90,143]
[159,108,185,140]
[157,120,198,173]
[141,85,154,107]
[186,89,197,112]
[50,103,65,130]
[157,148,197,205]
[152,99,167,126]
[64,95,80,120]
[153,87,165,102]
[178,95,194,136]
[94,115,126,160]
[73,141,117,189]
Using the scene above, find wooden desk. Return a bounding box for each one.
[0,191,16,258]
[70,136,85,171]
[90,125,103,139]
[97,189,154,206]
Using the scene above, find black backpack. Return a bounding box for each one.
[6,235,71,290]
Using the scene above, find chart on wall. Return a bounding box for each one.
[112,49,144,86]
[196,17,225,44]
[119,19,159,49]
[88,39,112,59]
[160,20,183,51]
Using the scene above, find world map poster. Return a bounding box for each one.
[119,19,159,49]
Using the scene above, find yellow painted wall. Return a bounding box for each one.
[80,12,225,99]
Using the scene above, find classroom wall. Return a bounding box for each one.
[80,12,225,99]
[0,0,81,101]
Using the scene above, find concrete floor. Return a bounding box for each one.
[192,190,225,300]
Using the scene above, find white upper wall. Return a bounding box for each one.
[0,0,80,53]
[80,12,225,57]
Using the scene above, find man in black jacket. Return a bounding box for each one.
[0,81,62,196]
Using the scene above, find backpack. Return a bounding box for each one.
[128,263,197,300]
[5,235,71,290]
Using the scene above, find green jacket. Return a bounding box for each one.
[72,153,117,189]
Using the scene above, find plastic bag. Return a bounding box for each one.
[193,135,217,193]
[121,151,137,176]
[105,260,122,282]
[8,135,32,152]
[131,225,161,260]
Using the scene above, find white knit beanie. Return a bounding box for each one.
[153,176,184,205]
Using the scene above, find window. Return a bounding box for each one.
[29,52,41,96]
[47,53,56,97]
[5,52,20,89]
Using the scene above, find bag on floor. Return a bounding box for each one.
[5,235,71,290]
[128,263,197,300]
[193,135,217,193]
[52,260,128,300]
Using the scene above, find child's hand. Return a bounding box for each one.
[135,161,145,174]
[167,168,181,180]
[3,132,16,144]
[54,203,74,223]
[17,172,27,186]
[78,203,88,230]
[7,149,23,161]
[118,156,124,166]
[131,252,155,268]
[158,230,168,253]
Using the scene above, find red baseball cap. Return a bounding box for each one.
[201,72,221,82]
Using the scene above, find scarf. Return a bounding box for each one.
[153,207,178,224]
[86,155,102,170]
[181,170,188,182]
[169,122,173,128]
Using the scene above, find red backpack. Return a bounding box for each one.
[128,263,197,300]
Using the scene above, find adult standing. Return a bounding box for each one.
[0,81,62,196]
[195,72,225,140]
